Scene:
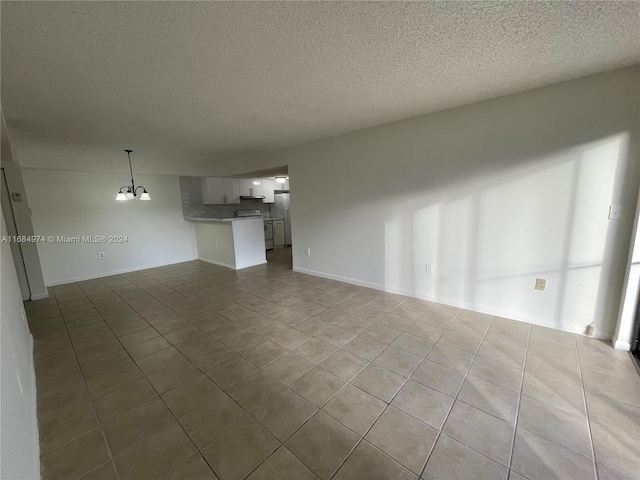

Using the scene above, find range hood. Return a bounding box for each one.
[240,195,266,199]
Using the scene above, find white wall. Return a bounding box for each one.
[0,211,40,479]
[232,219,267,269]
[22,169,197,285]
[195,221,236,268]
[1,112,48,300]
[219,67,640,339]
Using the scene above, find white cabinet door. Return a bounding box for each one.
[201,177,225,204]
[261,179,277,203]
[223,178,240,204]
[239,179,264,197]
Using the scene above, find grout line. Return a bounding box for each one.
[417,312,494,479]
[506,321,532,475]
[575,336,600,480]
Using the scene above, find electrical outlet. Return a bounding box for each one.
[305,247,311,256]
[535,278,547,291]
[99,252,105,259]
[426,264,432,273]
[608,205,623,220]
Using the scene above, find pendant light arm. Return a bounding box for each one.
[126,149,135,192]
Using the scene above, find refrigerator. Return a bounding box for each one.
[271,193,291,246]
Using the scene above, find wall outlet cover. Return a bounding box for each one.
[535,278,547,291]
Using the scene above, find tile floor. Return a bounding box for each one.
[27,258,640,480]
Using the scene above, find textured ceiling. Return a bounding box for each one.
[2,1,639,175]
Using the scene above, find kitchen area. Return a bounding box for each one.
[180,172,291,269]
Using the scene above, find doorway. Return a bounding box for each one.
[1,168,31,300]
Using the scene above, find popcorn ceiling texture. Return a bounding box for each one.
[179,177,270,220]
[1,1,638,175]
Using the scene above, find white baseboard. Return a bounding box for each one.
[198,257,236,270]
[293,266,616,342]
[614,340,631,351]
[45,256,198,286]
[30,290,49,301]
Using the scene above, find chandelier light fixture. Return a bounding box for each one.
[275,176,288,184]
[115,149,150,201]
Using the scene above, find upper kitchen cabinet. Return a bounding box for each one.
[261,179,278,203]
[201,177,240,204]
[239,179,263,198]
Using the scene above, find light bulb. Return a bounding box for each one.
[275,177,286,184]
[139,191,151,201]
[116,192,127,201]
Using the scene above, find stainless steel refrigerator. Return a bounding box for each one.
[272,193,291,246]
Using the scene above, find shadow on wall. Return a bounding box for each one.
[384,133,629,336]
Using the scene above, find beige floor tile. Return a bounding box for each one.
[511,430,595,480]
[154,318,192,335]
[590,422,640,479]
[147,360,201,394]
[314,325,356,347]
[528,337,579,366]
[227,371,285,412]
[164,325,203,345]
[522,371,586,417]
[285,411,360,480]
[586,392,640,438]
[530,324,576,347]
[423,435,508,480]
[391,380,453,429]
[201,418,279,480]
[426,343,474,372]
[263,352,315,385]
[127,336,172,360]
[271,328,312,349]
[190,343,236,370]
[114,422,197,480]
[362,323,403,344]
[293,338,338,364]
[467,355,522,391]
[174,335,220,357]
[373,346,422,377]
[253,388,318,442]
[417,306,458,329]
[86,362,144,398]
[477,338,526,369]
[365,406,437,474]
[39,403,99,455]
[80,350,133,380]
[93,378,158,421]
[319,350,369,381]
[41,429,109,480]
[443,401,514,466]
[76,339,124,364]
[205,355,258,389]
[390,332,434,357]
[161,375,221,417]
[596,462,637,480]
[582,367,640,407]
[240,340,288,367]
[158,454,218,480]
[457,375,520,424]
[448,310,492,337]
[411,359,465,398]
[77,461,118,480]
[342,334,387,361]
[247,446,317,480]
[179,393,249,447]
[351,363,406,403]
[291,367,346,407]
[323,384,386,435]
[526,355,582,387]
[136,347,186,375]
[334,441,416,480]
[518,396,592,457]
[102,397,174,454]
[437,330,483,354]
[223,331,266,352]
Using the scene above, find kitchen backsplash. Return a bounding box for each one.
[180,176,271,219]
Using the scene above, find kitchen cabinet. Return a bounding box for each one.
[201,177,240,204]
[261,179,278,203]
[239,179,263,197]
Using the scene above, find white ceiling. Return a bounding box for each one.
[2,1,639,175]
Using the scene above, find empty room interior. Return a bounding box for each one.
[2,2,640,480]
